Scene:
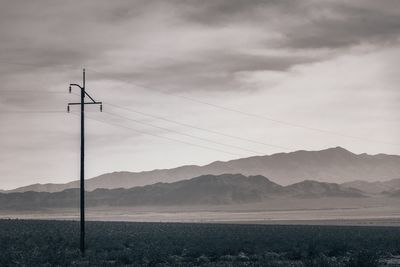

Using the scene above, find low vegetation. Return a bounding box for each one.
[1,219,399,266]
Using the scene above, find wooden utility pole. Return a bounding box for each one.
[68,69,102,255]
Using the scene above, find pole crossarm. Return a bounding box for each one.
[68,102,103,105]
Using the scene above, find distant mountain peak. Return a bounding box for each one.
[328,146,350,152]
[7,147,400,193]
[320,146,353,154]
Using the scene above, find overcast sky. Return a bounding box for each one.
[1,0,399,189]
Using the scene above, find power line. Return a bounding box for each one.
[1,89,289,152]
[82,113,246,157]
[0,90,66,94]
[0,59,80,69]
[0,61,396,147]
[0,60,47,68]
[90,69,399,147]
[104,110,265,155]
[0,110,64,114]
[105,102,291,150]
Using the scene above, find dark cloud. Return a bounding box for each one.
[281,2,400,49]
[177,0,299,26]
[2,0,399,95]
[177,0,400,49]
[92,51,316,92]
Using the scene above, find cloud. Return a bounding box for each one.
[2,0,398,97]
[0,0,399,188]
[280,1,400,49]
[76,0,400,93]
[178,0,400,49]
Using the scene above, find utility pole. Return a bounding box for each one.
[67,69,102,255]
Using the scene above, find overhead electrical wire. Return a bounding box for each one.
[0,60,396,147]
[1,86,292,151]
[2,105,284,155]
[0,90,66,94]
[90,68,400,147]
[105,102,291,150]
[0,60,48,68]
[0,110,65,114]
[103,110,265,155]
[77,112,247,157]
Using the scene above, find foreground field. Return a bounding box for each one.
[1,220,400,266]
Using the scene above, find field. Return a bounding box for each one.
[1,220,400,266]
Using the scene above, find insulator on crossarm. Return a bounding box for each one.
[100,104,103,112]
[67,106,70,113]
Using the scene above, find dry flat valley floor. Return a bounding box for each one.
[1,197,400,226]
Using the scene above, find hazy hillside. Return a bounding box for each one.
[384,189,400,198]
[286,180,364,198]
[7,183,78,193]
[342,178,400,194]
[7,147,400,193]
[0,174,366,210]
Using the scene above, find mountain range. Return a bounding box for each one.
[5,147,400,193]
[0,174,365,210]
